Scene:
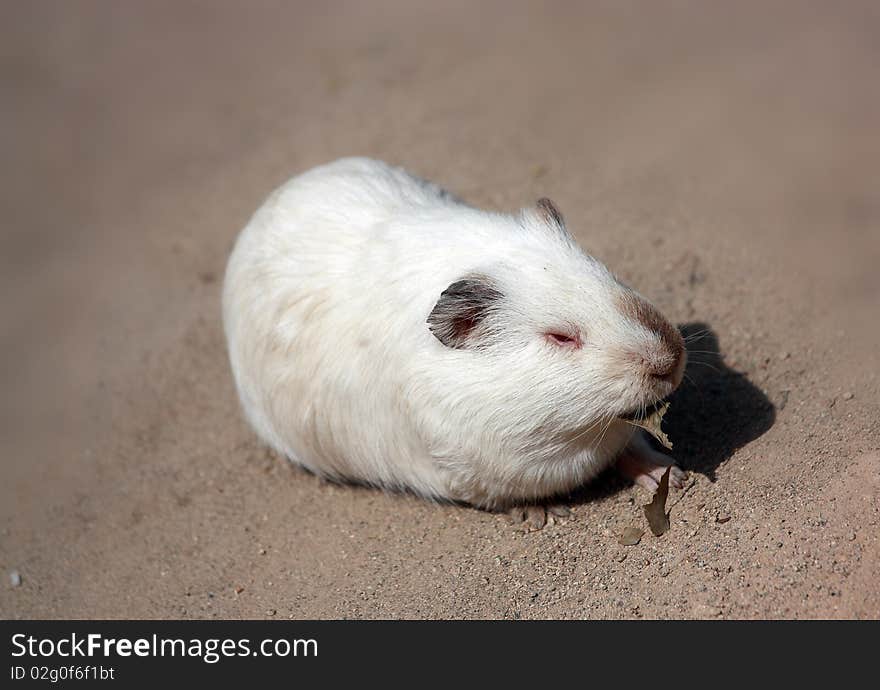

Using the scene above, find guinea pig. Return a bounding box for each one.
[223,157,687,524]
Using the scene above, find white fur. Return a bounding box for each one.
[223,158,680,509]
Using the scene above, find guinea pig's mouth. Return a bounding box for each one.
[618,397,668,422]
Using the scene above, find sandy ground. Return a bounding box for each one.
[2,1,879,620]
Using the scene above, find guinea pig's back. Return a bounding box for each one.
[222,158,456,494]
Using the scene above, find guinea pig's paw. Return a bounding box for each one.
[506,504,571,531]
[617,447,688,492]
[506,505,543,529]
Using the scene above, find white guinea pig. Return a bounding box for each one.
[223,157,687,515]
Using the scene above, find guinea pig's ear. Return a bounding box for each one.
[427,275,503,349]
[528,198,573,243]
[536,197,565,229]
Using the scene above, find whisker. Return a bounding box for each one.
[682,329,712,342]
[687,361,722,374]
[596,413,616,448]
[566,413,607,446]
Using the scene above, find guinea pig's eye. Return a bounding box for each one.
[545,331,581,348]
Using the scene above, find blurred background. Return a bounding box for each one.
[1,1,878,619]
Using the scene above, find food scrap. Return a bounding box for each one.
[624,401,673,450]
[618,525,645,546]
[643,467,671,536]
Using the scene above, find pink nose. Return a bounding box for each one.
[650,345,686,386]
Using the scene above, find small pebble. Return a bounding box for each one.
[9,570,21,587]
[843,392,854,400]
[618,526,644,546]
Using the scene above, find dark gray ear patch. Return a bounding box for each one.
[427,275,503,349]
